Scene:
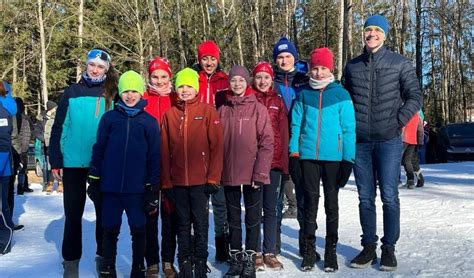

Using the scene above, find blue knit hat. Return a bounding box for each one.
[364,15,389,38]
[273,37,298,62]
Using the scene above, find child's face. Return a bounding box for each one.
[230,76,247,97]
[275,52,295,72]
[176,85,198,101]
[199,56,218,75]
[253,72,272,93]
[149,69,171,89]
[121,91,142,107]
[310,66,332,80]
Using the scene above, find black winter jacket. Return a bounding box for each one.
[342,46,422,142]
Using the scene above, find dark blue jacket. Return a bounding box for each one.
[89,99,160,193]
[342,46,422,142]
[273,61,309,116]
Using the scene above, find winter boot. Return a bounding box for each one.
[300,235,320,271]
[98,259,117,278]
[406,180,415,189]
[62,259,80,278]
[350,243,377,268]
[241,250,257,278]
[263,253,283,270]
[57,181,64,193]
[215,235,230,262]
[416,171,425,187]
[254,252,265,271]
[323,237,338,272]
[224,250,243,277]
[194,258,211,278]
[46,182,54,194]
[380,245,397,271]
[178,258,193,278]
[162,262,177,278]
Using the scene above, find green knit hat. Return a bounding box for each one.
[118,70,145,95]
[175,68,200,92]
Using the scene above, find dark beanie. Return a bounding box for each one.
[229,65,251,85]
[272,37,298,62]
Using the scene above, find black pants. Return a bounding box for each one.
[300,160,339,240]
[258,170,280,254]
[225,185,261,252]
[7,175,15,214]
[62,168,103,261]
[145,208,159,266]
[174,185,209,262]
[402,144,420,181]
[289,157,305,233]
[161,200,178,264]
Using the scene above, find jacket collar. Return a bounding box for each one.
[176,95,199,110]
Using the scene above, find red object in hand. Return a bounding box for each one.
[162,194,176,214]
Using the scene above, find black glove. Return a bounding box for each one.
[87,176,102,203]
[161,188,176,204]
[143,184,160,215]
[252,180,264,189]
[281,174,290,182]
[336,160,353,188]
[205,183,220,195]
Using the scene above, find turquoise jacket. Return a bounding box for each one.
[49,79,109,168]
[289,81,356,162]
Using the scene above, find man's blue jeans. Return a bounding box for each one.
[353,136,402,247]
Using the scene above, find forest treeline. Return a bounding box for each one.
[0,0,472,125]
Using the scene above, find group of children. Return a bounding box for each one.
[50,36,356,278]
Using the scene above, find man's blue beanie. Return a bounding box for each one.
[273,37,298,62]
[364,15,389,38]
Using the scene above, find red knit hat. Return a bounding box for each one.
[197,40,220,62]
[310,48,334,71]
[252,61,274,79]
[148,57,172,77]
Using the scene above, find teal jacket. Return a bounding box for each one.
[49,79,109,168]
[289,81,356,162]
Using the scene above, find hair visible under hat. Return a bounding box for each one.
[197,40,220,62]
[229,65,251,85]
[148,57,172,77]
[252,61,274,79]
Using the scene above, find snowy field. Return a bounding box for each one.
[1,162,473,277]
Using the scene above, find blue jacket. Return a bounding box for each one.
[49,79,109,168]
[0,82,17,177]
[273,61,309,115]
[89,99,160,194]
[289,81,356,162]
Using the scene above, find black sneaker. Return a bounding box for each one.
[24,187,34,193]
[350,243,377,268]
[178,259,192,278]
[13,224,24,231]
[416,172,425,187]
[224,250,242,277]
[241,250,256,278]
[380,245,397,271]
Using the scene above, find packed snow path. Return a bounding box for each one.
[1,162,473,277]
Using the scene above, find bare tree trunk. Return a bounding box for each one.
[455,0,467,121]
[37,0,48,108]
[346,0,353,62]
[400,0,408,55]
[236,25,244,65]
[133,0,145,74]
[337,0,344,79]
[205,0,211,37]
[76,0,83,82]
[176,0,185,68]
[415,0,422,88]
[251,0,260,64]
[200,2,207,38]
[13,27,18,86]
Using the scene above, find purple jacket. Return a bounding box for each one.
[218,93,274,185]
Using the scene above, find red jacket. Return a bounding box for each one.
[196,69,229,108]
[254,89,289,174]
[143,90,177,125]
[402,112,420,145]
[161,97,224,188]
[218,93,274,185]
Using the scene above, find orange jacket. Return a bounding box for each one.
[402,112,420,145]
[160,96,224,188]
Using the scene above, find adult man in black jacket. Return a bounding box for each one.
[342,15,422,272]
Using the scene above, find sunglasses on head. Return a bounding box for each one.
[87,49,111,63]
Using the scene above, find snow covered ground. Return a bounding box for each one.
[1,162,473,277]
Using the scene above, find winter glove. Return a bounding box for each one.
[251,180,264,189]
[205,183,220,195]
[161,192,176,215]
[336,160,353,188]
[143,184,160,215]
[87,175,101,203]
[161,188,176,204]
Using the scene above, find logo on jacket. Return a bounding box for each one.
[269,106,279,111]
[194,116,204,120]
